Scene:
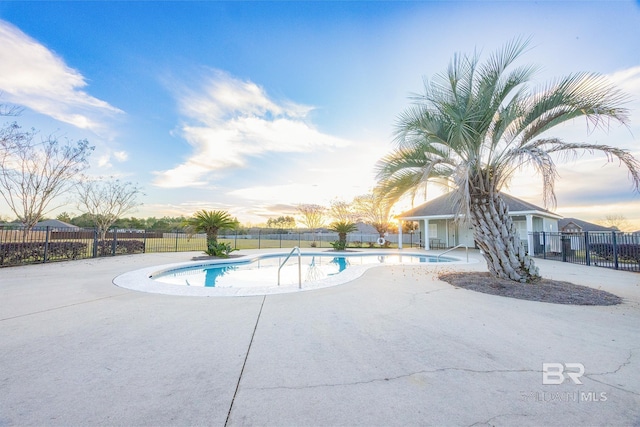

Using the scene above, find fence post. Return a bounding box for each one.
[175,230,179,252]
[93,229,98,258]
[542,232,546,259]
[561,233,568,262]
[584,231,590,266]
[112,229,117,256]
[143,231,147,254]
[612,231,619,270]
[43,226,50,263]
[234,230,238,250]
[258,230,261,249]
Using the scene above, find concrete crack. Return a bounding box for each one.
[224,294,266,427]
[249,366,538,391]
[583,348,639,396]
[0,294,128,322]
[468,412,531,427]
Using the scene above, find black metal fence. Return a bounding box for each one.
[529,231,640,272]
[0,226,424,268]
[0,227,162,267]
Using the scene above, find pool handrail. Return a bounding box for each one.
[437,244,468,262]
[278,246,302,288]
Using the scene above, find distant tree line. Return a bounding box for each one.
[55,213,188,232]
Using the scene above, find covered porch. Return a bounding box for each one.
[395,193,561,254]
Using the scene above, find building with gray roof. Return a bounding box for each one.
[396,192,561,253]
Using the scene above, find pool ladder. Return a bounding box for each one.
[278,246,302,288]
[437,244,469,262]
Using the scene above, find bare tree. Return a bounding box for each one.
[329,199,359,223]
[297,204,326,245]
[0,103,28,167]
[0,133,93,231]
[0,100,22,117]
[598,214,631,232]
[297,204,326,229]
[76,176,144,239]
[353,192,393,240]
[266,216,296,230]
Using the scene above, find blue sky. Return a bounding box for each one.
[1,1,639,228]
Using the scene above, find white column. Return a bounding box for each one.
[526,214,534,255]
[398,220,403,249]
[445,219,450,248]
[424,219,430,250]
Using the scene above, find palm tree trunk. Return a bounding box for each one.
[469,192,540,283]
[206,230,218,249]
[339,232,346,245]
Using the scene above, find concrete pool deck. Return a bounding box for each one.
[1,249,639,426]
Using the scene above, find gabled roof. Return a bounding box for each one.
[558,218,615,232]
[35,219,79,229]
[398,192,560,219]
[354,222,377,234]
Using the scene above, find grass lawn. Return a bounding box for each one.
[145,237,401,252]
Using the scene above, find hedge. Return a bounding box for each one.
[589,243,640,263]
[0,239,145,266]
[0,241,88,266]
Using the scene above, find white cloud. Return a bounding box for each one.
[97,154,111,168]
[95,149,130,169]
[153,70,350,188]
[607,65,640,131]
[113,151,129,162]
[608,66,640,95]
[0,20,122,132]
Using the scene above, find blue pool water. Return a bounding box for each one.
[151,253,452,289]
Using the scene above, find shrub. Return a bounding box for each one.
[47,242,88,260]
[95,239,145,256]
[0,241,88,266]
[589,243,640,263]
[0,242,43,266]
[330,240,348,251]
[205,241,237,258]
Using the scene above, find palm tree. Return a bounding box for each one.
[329,221,358,250]
[184,210,238,247]
[376,38,640,283]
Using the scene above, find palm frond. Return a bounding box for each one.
[535,139,640,191]
[378,38,637,217]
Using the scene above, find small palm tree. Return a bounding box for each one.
[376,38,640,283]
[329,221,358,250]
[184,210,238,247]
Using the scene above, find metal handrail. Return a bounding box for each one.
[437,244,468,262]
[278,246,302,288]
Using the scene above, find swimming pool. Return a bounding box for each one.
[113,250,467,297]
[152,253,451,288]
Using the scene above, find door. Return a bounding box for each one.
[456,223,475,248]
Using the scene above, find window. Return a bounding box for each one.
[428,223,438,238]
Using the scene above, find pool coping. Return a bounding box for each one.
[112,249,476,297]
